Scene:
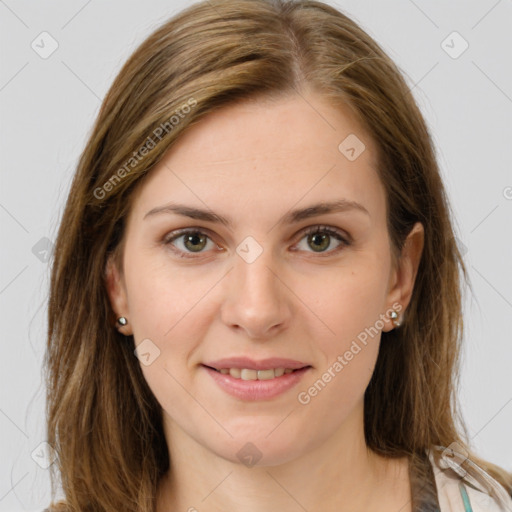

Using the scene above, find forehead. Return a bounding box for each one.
[129,93,386,226]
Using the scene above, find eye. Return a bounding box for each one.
[163,225,350,259]
[293,225,350,256]
[163,229,219,258]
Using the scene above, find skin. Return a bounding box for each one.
[106,91,424,512]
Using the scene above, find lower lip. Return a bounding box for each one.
[202,365,311,401]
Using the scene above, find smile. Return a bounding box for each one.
[202,364,312,401]
[210,367,300,380]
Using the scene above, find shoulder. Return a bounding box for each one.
[428,446,512,512]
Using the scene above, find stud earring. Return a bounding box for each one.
[390,310,401,328]
[117,317,128,326]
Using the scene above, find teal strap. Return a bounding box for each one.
[459,482,473,511]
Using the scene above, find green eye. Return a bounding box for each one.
[307,231,334,252]
[181,232,208,252]
[164,229,217,258]
[296,226,350,255]
[164,225,350,259]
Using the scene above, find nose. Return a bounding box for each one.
[220,247,292,340]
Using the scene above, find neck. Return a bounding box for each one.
[156,402,411,512]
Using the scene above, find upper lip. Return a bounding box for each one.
[203,357,310,371]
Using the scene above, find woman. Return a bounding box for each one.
[44,0,512,510]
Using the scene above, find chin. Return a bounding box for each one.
[209,433,307,468]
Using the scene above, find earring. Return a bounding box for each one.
[390,310,401,328]
[117,316,128,327]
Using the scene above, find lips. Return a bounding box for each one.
[201,357,312,400]
[202,363,311,401]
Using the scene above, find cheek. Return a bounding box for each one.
[294,257,388,403]
[124,252,212,338]
[123,254,217,394]
[125,260,209,420]
[303,259,389,346]
[295,268,386,420]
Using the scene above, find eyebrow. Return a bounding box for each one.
[143,199,370,227]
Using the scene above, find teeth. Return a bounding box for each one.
[217,367,299,380]
[256,369,274,380]
[241,369,258,380]
[230,368,241,378]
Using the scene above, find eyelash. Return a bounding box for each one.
[163,225,351,259]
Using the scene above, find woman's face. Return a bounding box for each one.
[107,92,423,466]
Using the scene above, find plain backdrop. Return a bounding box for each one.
[0,0,511,510]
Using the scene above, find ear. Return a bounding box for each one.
[105,253,133,335]
[382,222,424,332]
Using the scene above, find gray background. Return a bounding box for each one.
[1,0,511,509]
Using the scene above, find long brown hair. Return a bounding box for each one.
[45,0,512,509]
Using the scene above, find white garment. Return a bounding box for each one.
[429,446,512,511]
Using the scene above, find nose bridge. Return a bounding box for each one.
[233,239,281,304]
[221,237,289,337]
